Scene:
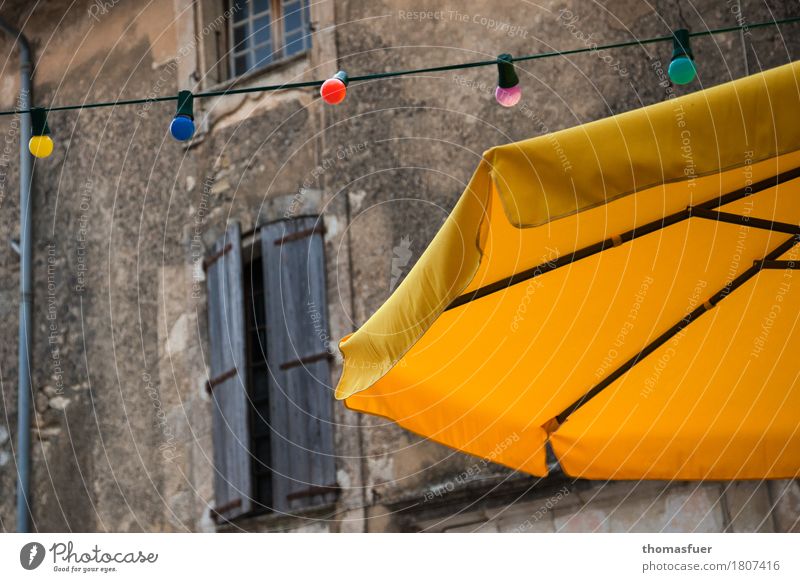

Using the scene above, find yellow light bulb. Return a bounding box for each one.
[29,135,54,158]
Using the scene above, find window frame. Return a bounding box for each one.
[206,217,338,524]
[225,0,312,82]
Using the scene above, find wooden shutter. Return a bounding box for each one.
[260,216,337,512]
[205,222,253,521]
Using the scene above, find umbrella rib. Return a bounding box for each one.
[689,207,800,235]
[696,166,800,210]
[553,233,800,425]
[760,260,800,269]
[446,166,800,312]
[445,210,690,310]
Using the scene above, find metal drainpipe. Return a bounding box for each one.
[0,16,34,533]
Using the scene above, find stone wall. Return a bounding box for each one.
[0,0,797,533]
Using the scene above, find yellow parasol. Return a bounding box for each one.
[336,61,800,480]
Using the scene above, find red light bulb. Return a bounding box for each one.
[321,71,348,105]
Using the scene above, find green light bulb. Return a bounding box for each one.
[668,56,696,85]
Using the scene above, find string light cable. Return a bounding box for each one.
[8,14,800,155]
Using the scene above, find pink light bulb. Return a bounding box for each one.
[495,84,521,107]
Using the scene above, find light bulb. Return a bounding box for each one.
[668,29,696,85]
[321,71,348,105]
[170,115,195,141]
[29,135,54,158]
[668,56,696,85]
[170,90,195,142]
[495,54,521,108]
[495,85,522,107]
[29,107,53,158]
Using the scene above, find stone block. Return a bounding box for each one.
[723,482,774,532]
[769,480,800,533]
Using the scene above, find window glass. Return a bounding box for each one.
[283,2,302,30]
[232,22,249,51]
[252,0,270,14]
[254,45,273,69]
[231,0,248,21]
[284,31,304,57]
[233,53,251,76]
[253,15,271,46]
[282,0,310,57]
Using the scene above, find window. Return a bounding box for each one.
[242,244,273,507]
[204,217,337,522]
[227,0,312,78]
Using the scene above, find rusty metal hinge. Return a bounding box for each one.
[274,223,326,246]
[202,243,232,271]
[279,351,332,371]
[205,367,238,394]
[211,498,242,522]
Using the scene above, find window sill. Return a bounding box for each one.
[205,51,310,95]
[217,499,338,532]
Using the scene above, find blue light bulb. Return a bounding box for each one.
[170,114,195,141]
[668,56,696,85]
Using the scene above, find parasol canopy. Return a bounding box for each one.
[335,61,800,480]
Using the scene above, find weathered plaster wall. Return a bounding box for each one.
[0,0,200,532]
[0,0,797,533]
